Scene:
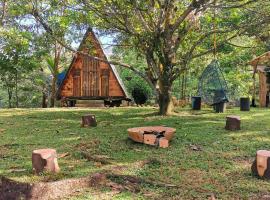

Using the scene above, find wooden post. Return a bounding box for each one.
[225,116,241,131]
[32,149,60,174]
[81,115,97,127]
[259,71,267,107]
[251,150,270,179]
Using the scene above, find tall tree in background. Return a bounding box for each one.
[77,0,269,115]
[1,0,270,112]
[46,42,62,107]
[0,28,37,107]
[27,0,270,114]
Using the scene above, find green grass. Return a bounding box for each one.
[1,107,270,199]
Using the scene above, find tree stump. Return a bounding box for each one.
[225,115,241,130]
[82,115,97,127]
[32,149,60,174]
[251,150,270,179]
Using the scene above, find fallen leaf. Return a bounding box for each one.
[107,182,124,191]
[208,193,216,200]
[0,129,6,133]
[189,144,202,151]
[134,149,142,152]
[9,169,27,173]
[58,152,69,158]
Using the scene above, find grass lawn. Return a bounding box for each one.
[1,107,270,199]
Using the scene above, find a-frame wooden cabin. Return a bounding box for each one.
[249,51,270,107]
[57,28,130,106]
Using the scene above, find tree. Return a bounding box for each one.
[76,0,269,114]
[46,43,62,107]
[4,0,270,113]
[0,28,37,107]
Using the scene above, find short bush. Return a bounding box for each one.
[131,87,148,105]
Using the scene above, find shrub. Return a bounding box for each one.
[132,86,148,105]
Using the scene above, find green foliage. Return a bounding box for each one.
[131,86,148,105]
[0,0,269,110]
[0,27,40,107]
[113,48,153,100]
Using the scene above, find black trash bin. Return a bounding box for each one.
[191,96,201,110]
[213,101,226,113]
[240,97,250,111]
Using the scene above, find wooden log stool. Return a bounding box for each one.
[251,150,270,179]
[82,115,97,127]
[32,149,60,174]
[225,115,241,131]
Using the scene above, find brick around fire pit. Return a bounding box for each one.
[127,126,176,148]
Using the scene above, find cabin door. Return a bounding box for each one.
[82,56,99,96]
[73,69,81,96]
[101,69,109,97]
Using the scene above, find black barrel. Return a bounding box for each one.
[240,97,250,111]
[213,102,226,113]
[191,96,201,110]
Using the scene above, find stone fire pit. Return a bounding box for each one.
[127,126,176,148]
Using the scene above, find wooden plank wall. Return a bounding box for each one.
[60,57,124,97]
[60,30,125,99]
[259,71,267,107]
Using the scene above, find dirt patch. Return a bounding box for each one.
[0,129,6,134]
[249,193,270,200]
[0,173,106,200]
[0,146,10,159]
[232,156,253,169]
[0,172,177,200]
[81,152,112,165]
[75,140,101,151]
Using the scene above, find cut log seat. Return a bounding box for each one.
[225,115,241,131]
[81,115,97,127]
[32,149,60,174]
[251,150,270,179]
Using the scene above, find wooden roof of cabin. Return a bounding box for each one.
[249,51,270,66]
[58,28,130,99]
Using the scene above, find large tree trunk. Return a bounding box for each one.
[15,70,19,108]
[42,88,47,108]
[50,42,61,108]
[0,0,7,27]
[50,76,56,107]
[5,79,13,108]
[158,81,174,115]
[7,88,12,108]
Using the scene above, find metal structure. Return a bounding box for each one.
[198,59,229,105]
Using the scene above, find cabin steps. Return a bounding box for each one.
[75,100,104,108]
